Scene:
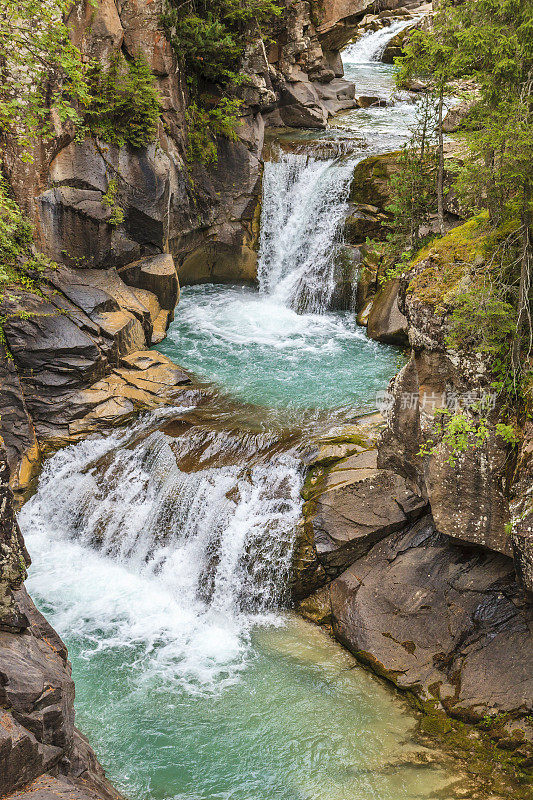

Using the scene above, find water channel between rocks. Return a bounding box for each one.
[19,24,467,800]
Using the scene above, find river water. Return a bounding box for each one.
[19,22,466,800]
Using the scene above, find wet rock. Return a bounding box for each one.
[66,351,190,439]
[301,428,428,584]
[366,279,409,345]
[308,457,428,573]
[330,517,533,726]
[313,79,358,115]
[0,589,121,799]
[297,586,332,625]
[350,152,400,210]
[151,310,171,345]
[178,242,257,286]
[356,299,373,326]
[381,23,416,64]
[344,210,386,243]
[279,81,328,128]
[354,248,380,316]
[356,96,387,108]
[511,420,533,592]
[3,772,121,800]
[118,253,179,312]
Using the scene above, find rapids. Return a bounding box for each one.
[18,17,466,800]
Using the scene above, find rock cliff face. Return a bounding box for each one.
[6,0,396,290]
[296,223,533,773]
[0,3,405,795]
[1,0,408,494]
[0,444,122,800]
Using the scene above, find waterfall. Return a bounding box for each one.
[20,409,303,693]
[257,152,356,314]
[343,19,416,64]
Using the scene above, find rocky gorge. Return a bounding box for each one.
[0,0,532,799]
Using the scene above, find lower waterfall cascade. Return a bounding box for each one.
[21,407,459,800]
[18,16,475,800]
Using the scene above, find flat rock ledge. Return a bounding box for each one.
[294,420,533,778]
[0,255,189,495]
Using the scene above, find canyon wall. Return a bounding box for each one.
[0,3,397,796]
[296,160,533,772]
[1,0,407,495]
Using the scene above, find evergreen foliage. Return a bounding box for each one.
[0,0,90,154]
[163,0,282,164]
[383,0,532,398]
[84,54,161,149]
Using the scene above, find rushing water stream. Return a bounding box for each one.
[19,21,467,800]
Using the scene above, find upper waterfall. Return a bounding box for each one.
[343,19,416,64]
[257,152,356,314]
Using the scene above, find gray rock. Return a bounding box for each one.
[330,517,533,724]
[442,100,474,133]
[366,279,409,345]
[303,448,427,576]
[118,253,179,311]
[279,81,328,128]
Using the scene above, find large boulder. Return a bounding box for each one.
[330,517,533,732]
[118,253,179,311]
[350,152,401,210]
[279,81,328,128]
[312,79,357,115]
[366,278,409,345]
[309,456,427,573]
[298,419,428,587]
[442,100,474,133]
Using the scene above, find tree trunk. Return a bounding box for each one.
[512,179,532,375]
[437,86,445,235]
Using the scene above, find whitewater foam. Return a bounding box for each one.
[257,152,356,314]
[20,415,303,695]
[343,19,417,65]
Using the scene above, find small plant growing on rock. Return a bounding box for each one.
[162,0,282,164]
[101,178,125,227]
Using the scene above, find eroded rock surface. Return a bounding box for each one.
[0,260,188,492]
[331,517,533,730]
[0,589,122,800]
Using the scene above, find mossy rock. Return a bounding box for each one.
[349,152,402,210]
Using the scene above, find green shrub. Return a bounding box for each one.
[186,99,243,166]
[101,178,125,227]
[84,53,161,149]
[162,0,281,164]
